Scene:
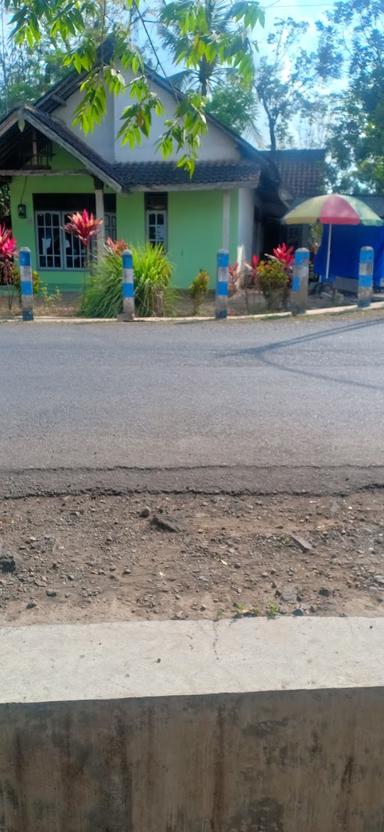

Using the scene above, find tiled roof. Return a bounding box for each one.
[260,149,325,198]
[34,41,269,167]
[29,108,121,186]
[356,195,384,218]
[0,106,263,190]
[112,160,261,189]
[0,105,122,190]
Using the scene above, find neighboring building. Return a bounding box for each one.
[259,149,326,251]
[356,195,384,220]
[0,64,289,291]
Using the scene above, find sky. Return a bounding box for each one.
[263,0,334,28]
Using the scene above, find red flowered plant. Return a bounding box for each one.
[0,224,17,291]
[64,209,103,247]
[229,255,260,295]
[272,242,294,268]
[105,238,129,256]
[0,224,16,259]
[251,254,260,270]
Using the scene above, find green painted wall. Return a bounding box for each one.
[10,144,97,291]
[10,142,239,291]
[116,193,145,246]
[167,190,238,289]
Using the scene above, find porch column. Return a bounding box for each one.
[94,182,105,262]
[222,190,230,251]
[237,188,254,264]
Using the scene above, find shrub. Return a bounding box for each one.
[189,269,209,314]
[4,266,40,311]
[256,259,290,310]
[133,243,175,317]
[81,242,175,318]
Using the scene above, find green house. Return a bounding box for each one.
[0,65,292,292]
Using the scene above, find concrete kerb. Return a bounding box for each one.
[1,300,384,325]
[2,618,384,832]
[2,617,384,703]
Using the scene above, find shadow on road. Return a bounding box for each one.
[219,315,384,393]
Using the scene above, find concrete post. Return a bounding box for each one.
[215,249,229,320]
[290,247,309,314]
[357,246,374,308]
[121,249,135,321]
[19,247,34,321]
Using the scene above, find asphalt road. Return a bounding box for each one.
[1,314,384,493]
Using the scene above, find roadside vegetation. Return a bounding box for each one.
[81,240,175,318]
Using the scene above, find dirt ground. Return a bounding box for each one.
[1,489,384,625]
[1,285,357,320]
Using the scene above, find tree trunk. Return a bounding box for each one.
[268,117,277,152]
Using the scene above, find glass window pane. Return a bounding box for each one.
[36,211,62,269]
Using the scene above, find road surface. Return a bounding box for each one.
[1,314,384,494]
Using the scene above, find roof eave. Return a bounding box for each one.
[0,108,122,192]
[124,178,261,192]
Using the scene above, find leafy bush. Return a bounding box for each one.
[133,243,175,317]
[12,268,40,296]
[4,266,40,311]
[81,242,175,318]
[189,269,209,314]
[256,259,290,310]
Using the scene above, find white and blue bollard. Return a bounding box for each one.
[19,246,34,321]
[121,248,135,321]
[357,246,374,308]
[290,247,309,313]
[215,249,229,319]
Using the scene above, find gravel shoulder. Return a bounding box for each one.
[1,489,384,626]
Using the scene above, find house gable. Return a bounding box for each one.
[52,69,241,164]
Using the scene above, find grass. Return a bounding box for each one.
[81,243,176,318]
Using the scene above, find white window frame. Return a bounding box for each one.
[35,210,63,271]
[35,210,117,271]
[146,209,167,248]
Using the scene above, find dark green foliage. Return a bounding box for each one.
[316,0,384,192]
[81,243,175,318]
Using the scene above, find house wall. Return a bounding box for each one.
[116,193,145,245]
[10,155,239,292]
[9,151,98,291]
[55,88,116,158]
[55,70,240,164]
[168,190,238,289]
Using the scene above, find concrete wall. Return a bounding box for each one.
[9,147,97,292]
[55,88,116,157]
[168,189,238,288]
[1,619,384,832]
[1,688,384,832]
[10,159,238,290]
[55,69,240,163]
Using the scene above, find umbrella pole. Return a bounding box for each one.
[325,223,333,283]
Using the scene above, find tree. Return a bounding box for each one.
[0,36,67,116]
[5,0,264,171]
[207,76,260,137]
[254,18,325,151]
[316,0,384,192]
[159,0,262,96]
